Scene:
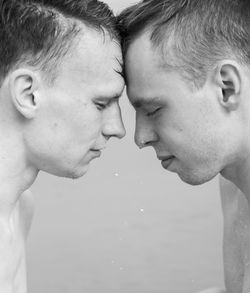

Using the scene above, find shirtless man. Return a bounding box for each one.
[118,0,250,292]
[0,0,125,292]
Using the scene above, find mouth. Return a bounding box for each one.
[158,155,175,169]
[90,149,102,158]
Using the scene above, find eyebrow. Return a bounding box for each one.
[130,97,161,109]
[96,94,122,102]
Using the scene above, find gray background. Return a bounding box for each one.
[27,1,224,292]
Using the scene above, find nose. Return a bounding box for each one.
[134,113,157,149]
[102,103,126,139]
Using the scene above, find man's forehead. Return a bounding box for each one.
[126,31,158,65]
[125,38,164,90]
[114,56,125,79]
[62,34,123,85]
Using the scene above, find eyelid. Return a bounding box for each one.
[95,98,116,105]
[95,101,108,110]
[146,107,161,117]
[96,101,108,106]
[94,96,121,111]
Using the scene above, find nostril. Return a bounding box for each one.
[136,139,146,149]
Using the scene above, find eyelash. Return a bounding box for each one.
[146,108,161,117]
[95,103,108,110]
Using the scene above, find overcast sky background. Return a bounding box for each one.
[27,1,224,293]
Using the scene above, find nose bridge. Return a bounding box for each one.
[103,102,126,139]
[134,112,153,148]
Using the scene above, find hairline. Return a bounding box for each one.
[9,19,120,87]
[121,4,248,89]
[125,24,195,87]
[1,0,121,87]
[127,22,247,90]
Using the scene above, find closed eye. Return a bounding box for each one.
[146,108,161,117]
[95,102,109,110]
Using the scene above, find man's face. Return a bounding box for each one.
[125,33,240,185]
[26,29,125,179]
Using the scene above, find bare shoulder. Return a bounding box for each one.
[19,189,35,239]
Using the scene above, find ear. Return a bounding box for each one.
[9,69,40,119]
[214,61,241,111]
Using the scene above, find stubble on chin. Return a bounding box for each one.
[177,167,218,186]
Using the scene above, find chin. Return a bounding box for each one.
[69,167,89,179]
[178,170,218,186]
[56,163,90,180]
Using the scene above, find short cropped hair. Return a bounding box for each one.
[117,0,250,87]
[0,0,119,84]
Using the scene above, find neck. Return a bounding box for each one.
[0,134,38,206]
[221,153,250,205]
[0,129,38,293]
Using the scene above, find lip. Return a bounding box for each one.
[158,155,175,169]
[157,155,174,160]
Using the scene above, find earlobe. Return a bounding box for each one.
[9,69,39,119]
[215,61,241,111]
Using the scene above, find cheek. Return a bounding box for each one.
[181,124,223,168]
[159,114,220,158]
[73,112,103,147]
[157,114,194,147]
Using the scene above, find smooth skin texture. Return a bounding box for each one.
[0,26,125,293]
[220,177,250,293]
[125,31,250,293]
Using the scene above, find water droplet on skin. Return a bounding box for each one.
[114,173,119,177]
[119,267,124,271]
[140,208,144,213]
